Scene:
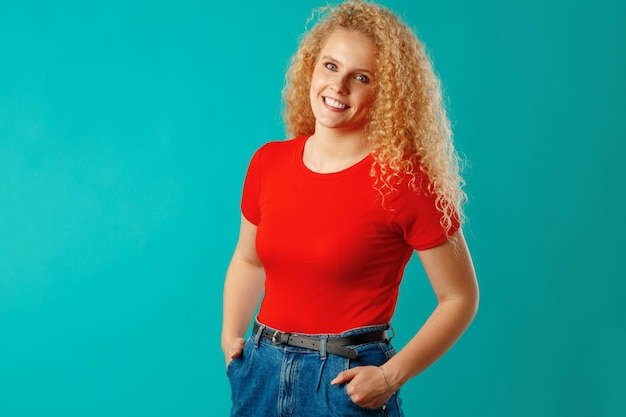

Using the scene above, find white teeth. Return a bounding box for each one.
[324,97,348,109]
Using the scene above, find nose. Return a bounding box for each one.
[330,75,349,95]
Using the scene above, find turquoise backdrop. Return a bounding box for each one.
[1,0,624,416]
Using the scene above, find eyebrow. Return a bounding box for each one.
[320,55,375,76]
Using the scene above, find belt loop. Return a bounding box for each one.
[319,336,328,360]
[253,324,265,347]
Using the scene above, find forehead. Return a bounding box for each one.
[319,29,377,70]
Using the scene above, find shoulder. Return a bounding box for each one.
[246,136,307,176]
[384,164,442,219]
[253,136,306,160]
[374,159,433,200]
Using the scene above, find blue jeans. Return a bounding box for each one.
[227,321,404,417]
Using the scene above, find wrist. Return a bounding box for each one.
[221,333,241,353]
[378,366,394,393]
[378,363,404,393]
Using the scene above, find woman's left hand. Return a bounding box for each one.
[331,365,393,409]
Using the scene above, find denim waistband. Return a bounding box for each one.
[253,319,392,339]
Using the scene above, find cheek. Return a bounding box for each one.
[309,83,317,105]
[309,74,325,103]
[309,71,323,93]
[355,93,375,113]
[363,91,377,110]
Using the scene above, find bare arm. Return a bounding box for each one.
[382,230,479,384]
[221,215,265,366]
[333,230,479,407]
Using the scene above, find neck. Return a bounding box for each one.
[303,126,370,173]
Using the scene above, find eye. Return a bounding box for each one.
[325,62,337,71]
[355,74,370,83]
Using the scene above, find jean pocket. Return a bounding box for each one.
[225,356,239,376]
[328,345,394,416]
[226,338,252,380]
[341,385,389,415]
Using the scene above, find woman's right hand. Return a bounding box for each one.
[224,337,246,367]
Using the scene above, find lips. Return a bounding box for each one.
[323,96,349,110]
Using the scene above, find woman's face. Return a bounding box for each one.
[309,29,377,134]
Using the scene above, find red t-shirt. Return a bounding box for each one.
[241,136,458,334]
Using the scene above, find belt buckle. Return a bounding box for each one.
[272,330,289,345]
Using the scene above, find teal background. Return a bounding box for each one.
[1,0,624,415]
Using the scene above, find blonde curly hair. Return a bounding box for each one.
[282,0,466,235]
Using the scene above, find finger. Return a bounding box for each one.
[331,368,358,385]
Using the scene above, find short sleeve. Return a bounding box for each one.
[240,148,262,225]
[390,174,460,251]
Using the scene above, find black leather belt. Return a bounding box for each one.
[252,323,389,359]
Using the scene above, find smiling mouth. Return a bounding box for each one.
[324,97,349,110]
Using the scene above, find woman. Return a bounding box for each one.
[222,1,478,415]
